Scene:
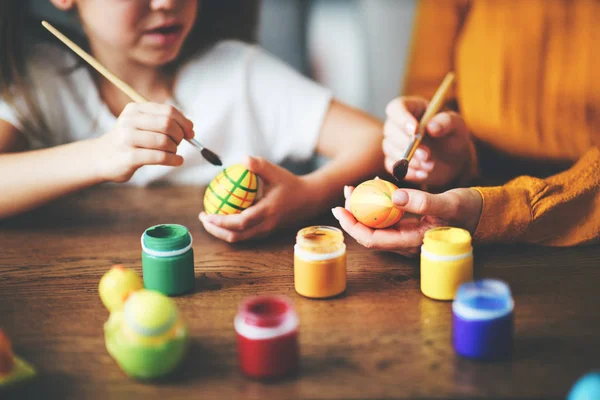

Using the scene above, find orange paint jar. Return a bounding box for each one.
[294,226,346,299]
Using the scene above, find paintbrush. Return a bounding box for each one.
[41,21,223,167]
[392,72,455,182]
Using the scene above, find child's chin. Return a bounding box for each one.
[139,49,182,67]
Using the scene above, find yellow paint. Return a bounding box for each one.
[420,227,473,301]
[294,226,347,298]
[204,164,259,215]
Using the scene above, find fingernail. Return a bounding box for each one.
[405,121,416,134]
[415,170,428,179]
[421,161,435,170]
[415,148,427,160]
[392,190,409,206]
[205,214,218,224]
[428,121,441,134]
[343,186,350,198]
[331,208,340,220]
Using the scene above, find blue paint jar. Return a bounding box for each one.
[452,279,514,360]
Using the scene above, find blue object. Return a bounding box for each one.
[568,372,600,400]
[452,279,514,360]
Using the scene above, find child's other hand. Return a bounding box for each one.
[199,156,310,243]
[94,103,194,183]
[384,96,474,187]
[332,185,482,258]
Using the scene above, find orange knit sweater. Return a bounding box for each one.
[404,0,600,246]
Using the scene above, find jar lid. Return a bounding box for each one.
[296,226,344,254]
[237,296,295,328]
[124,290,178,337]
[453,279,514,320]
[142,224,191,253]
[423,227,472,256]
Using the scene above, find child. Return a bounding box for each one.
[0,0,384,242]
[333,0,600,256]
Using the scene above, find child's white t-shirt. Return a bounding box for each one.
[0,40,332,186]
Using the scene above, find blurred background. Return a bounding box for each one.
[29,0,416,119]
[259,0,415,119]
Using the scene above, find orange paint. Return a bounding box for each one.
[349,179,404,229]
[294,226,347,298]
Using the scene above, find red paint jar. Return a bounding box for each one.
[234,296,299,379]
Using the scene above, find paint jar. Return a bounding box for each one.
[420,227,473,300]
[452,279,514,360]
[141,224,195,296]
[294,226,347,299]
[234,296,299,379]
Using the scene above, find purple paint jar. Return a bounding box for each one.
[452,279,514,360]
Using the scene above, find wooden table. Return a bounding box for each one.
[1,186,599,400]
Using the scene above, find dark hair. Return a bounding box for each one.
[0,0,259,143]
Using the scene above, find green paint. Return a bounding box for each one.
[216,169,249,214]
[142,224,194,296]
[223,169,257,193]
[143,224,190,251]
[206,184,245,212]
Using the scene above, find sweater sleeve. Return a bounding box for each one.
[472,147,600,246]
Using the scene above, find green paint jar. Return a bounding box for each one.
[141,224,195,296]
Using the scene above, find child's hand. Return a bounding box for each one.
[332,185,482,258]
[384,97,474,187]
[93,103,194,183]
[199,156,311,243]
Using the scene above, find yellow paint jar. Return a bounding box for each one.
[294,226,346,299]
[420,227,473,301]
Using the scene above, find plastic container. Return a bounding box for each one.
[141,224,194,296]
[452,279,514,360]
[294,226,346,298]
[234,296,299,379]
[421,227,473,300]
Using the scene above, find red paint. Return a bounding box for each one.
[0,329,14,375]
[235,296,299,379]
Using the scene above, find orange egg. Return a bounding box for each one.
[349,179,404,229]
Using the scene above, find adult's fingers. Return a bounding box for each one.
[392,189,459,219]
[332,207,427,250]
[426,111,468,139]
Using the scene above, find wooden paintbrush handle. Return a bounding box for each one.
[41,21,148,104]
[418,72,455,135]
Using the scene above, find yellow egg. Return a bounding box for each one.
[349,179,404,229]
[204,164,260,215]
[99,265,143,312]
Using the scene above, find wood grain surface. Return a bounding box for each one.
[1,186,599,400]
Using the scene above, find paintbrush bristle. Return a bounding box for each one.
[201,147,223,166]
[392,159,409,182]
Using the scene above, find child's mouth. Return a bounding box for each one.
[143,24,184,46]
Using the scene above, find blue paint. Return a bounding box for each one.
[452,279,514,360]
[568,372,600,400]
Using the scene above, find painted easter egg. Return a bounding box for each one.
[349,179,404,229]
[99,265,143,312]
[104,290,188,380]
[204,164,260,215]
